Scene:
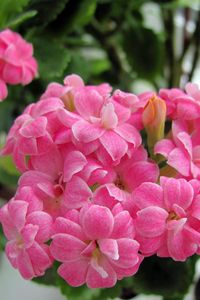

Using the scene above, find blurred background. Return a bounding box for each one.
[0,0,199,299]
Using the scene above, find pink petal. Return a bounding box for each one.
[133,182,163,209]
[86,257,117,288]
[168,148,190,176]
[161,177,194,211]
[112,238,140,268]
[19,117,47,138]
[154,139,175,157]
[64,74,84,88]
[16,249,35,279]
[82,205,114,239]
[100,131,128,161]
[177,132,193,157]
[9,200,28,231]
[101,103,118,129]
[26,211,53,242]
[53,217,84,240]
[75,89,104,118]
[106,183,129,202]
[123,161,159,191]
[167,229,197,261]
[176,98,200,119]
[114,123,141,146]
[58,260,88,287]
[72,120,104,142]
[98,239,119,260]
[27,242,52,276]
[111,211,134,239]
[93,186,118,209]
[64,176,92,209]
[50,233,86,262]
[21,224,38,248]
[58,108,81,127]
[138,235,165,256]
[136,206,167,237]
[63,151,87,182]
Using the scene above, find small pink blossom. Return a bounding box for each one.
[0,29,38,86]
[0,97,64,171]
[155,119,200,179]
[133,177,200,261]
[58,87,141,162]
[50,203,143,288]
[0,200,53,279]
[159,83,200,120]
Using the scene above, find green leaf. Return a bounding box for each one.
[0,155,19,176]
[0,225,7,251]
[66,53,92,82]
[132,255,198,298]
[29,35,71,80]
[25,0,69,27]
[6,10,37,28]
[48,0,97,34]
[122,25,164,80]
[0,0,30,29]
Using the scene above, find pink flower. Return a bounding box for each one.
[155,119,200,179]
[1,97,64,171]
[18,146,115,217]
[133,177,200,261]
[93,146,159,206]
[58,87,141,162]
[0,200,53,279]
[41,74,111,111]
[50,203,143,288]
[0,29,38,86]
[159,83,200,120]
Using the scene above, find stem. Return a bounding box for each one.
[188,9,200,81]
[86,22,125,85]
[162,9,175,87]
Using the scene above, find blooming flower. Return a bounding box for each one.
[133,177,200,261]
[0,29,38,85]
[0,200,53,279]
[50,203,143,288]
[155,119,200,179]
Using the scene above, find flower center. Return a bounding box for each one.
[167,211,180,221]
[115,175,126,190]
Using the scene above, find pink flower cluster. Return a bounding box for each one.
[0,29,38,101]
[1,74,200,288]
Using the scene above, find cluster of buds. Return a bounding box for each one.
[0,29,38,101]
[1,73,200,289]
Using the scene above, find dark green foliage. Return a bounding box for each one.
[132,255,198,298]
[122,25,164,80]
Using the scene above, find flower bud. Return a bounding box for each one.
[142,95,166,157]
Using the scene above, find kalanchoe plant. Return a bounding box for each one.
[0,70,200,300]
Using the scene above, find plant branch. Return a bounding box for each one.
[86,22,124,84]
[188,9,200,81]
[162,8,175,87]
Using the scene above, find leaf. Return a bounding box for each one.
[0,0,30,29]
[24,0,69,27]
[48,0,97,34]
[0,225,7,251]
[66,53,92,82]
[122,25,164,80]
[6,10,37,28]
[29,35,71,80]
[132,255,198,298]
